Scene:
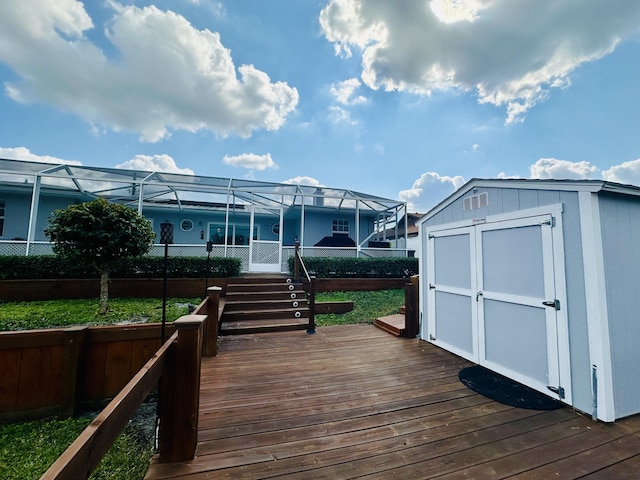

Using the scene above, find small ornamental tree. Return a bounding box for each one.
[45,197,156,314]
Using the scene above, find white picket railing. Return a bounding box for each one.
[0,241,406,272]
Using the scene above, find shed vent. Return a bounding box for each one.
[463,192,488,211]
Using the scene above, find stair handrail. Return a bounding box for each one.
[294,241,315,334]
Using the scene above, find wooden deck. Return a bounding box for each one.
[145,324,640,479]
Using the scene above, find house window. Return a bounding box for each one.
[180,219,194,232]
[332,219,349,234]
[209,223,257,246]
[0,200,4,237]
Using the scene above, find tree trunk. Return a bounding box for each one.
[99,271,109,314]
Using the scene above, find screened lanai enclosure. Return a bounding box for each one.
[0,159,407,272]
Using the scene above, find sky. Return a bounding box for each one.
[1,0,640,213]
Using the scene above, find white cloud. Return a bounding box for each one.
[399,172,466,211]
[497,172,524,179]
[328,78,366,125]
[429,0,492,24]
[0,1,298,142]
[529,158,598,180]
[115,154,194,175]
[223,153,277,171]
[328,105,358,125]
[320,0,640,123]
[0,146,81,165]
[602,159,640,186]
[282,176,324,187]
[330,78,367,105]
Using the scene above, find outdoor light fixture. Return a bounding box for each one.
[160,221,174,245]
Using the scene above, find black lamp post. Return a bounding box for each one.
[159,221,174,344]
[205,240,213,297]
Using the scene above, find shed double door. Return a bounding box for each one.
[427,213,568,401]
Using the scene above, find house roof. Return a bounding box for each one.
[384,212,425,239]
[419,178,640,225]
[0,158,405,217]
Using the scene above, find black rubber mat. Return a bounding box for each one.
[458,365,564,410]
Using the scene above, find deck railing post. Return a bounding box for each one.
[59,326,87,418]
[159,315,205,463]
[404,275,419,338]
[307,276,316,334]
[203,286,222,357]
[294,240,300,282]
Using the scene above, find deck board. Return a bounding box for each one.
[145,324,640,479]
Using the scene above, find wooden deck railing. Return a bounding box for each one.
[37,286,228,479]
[0,287,224,423]
[293,241,315,334]
[41,315,205,479]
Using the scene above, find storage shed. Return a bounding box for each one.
[418,178,640,422]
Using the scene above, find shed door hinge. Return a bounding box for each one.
[428,233,435,239]
[547,385,565,399]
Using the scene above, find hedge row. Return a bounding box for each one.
[288,256,418,278]
[0,256,241,280]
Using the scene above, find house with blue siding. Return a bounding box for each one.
[0,158,407,272]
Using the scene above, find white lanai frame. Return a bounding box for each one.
[0,158,407,262]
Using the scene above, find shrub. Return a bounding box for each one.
[288,256,418,278]
[0,256,241,280]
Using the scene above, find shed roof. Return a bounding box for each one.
[420,178,640,224]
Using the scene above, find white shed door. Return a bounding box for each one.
[476,216,560,397]
[428,226,479,363]
[427,211,567,401]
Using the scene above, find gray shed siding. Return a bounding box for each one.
[423,186,592,414]
[599,193,640,418]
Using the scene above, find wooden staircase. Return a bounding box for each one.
[220,276,311,335]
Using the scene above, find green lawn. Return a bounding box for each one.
[0,404,155,480]
[315,289,405,326]
[0,297,201,331]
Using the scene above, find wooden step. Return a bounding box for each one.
[231,274,291,284]
[224,298,308,312]
[226,283,303,293]
[374,313,405,336]
[221,276,311,335]
[222,307,309,322]
[225,290,306,301]
[220,318,310,335]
